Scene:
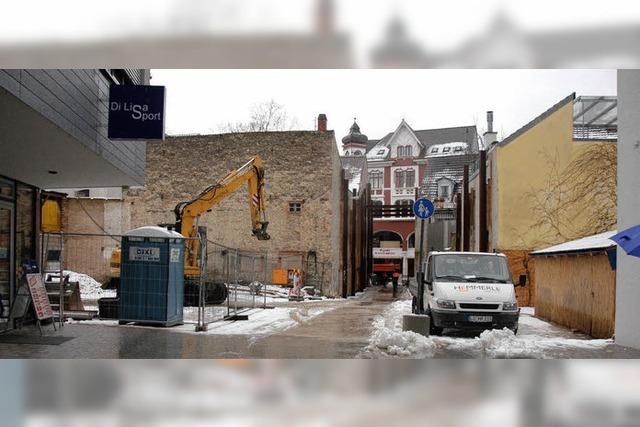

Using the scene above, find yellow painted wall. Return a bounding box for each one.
[494,100,607,250]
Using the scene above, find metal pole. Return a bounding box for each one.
[251,255,256,309]
[263,253,267,309]
[234,249,238,314]
[417,219,425,313]
[58,232,64,328]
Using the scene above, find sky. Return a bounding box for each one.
[151,69,617,142]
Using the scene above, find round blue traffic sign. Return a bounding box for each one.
[413,198,434,219]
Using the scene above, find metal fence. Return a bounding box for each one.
[36,232,331,332]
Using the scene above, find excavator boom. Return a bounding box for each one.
[175,156,270,276]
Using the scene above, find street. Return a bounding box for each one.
[1,285,639,359]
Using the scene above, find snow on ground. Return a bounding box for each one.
[47,270,116,300]
[364,300,613,359]
[68,303,336,338]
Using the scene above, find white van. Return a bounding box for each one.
[410,251,524,335]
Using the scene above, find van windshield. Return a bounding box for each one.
[433,254,510,282]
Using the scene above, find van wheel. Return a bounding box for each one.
[428,310,443,336]
[429,320,443,336]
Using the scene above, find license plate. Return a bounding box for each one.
[468,315,493,323]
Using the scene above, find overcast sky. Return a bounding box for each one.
[151,69,616,142]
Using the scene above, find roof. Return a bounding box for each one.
[531,231,617,256]
[125,226,184,239]
[573,96,618,141]
[425,142,469,158]
[420,153,478,201]
[366,124,478,160]
[499,93,576,147]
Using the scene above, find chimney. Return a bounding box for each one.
[317,114,327,132]
[483,110,498,147]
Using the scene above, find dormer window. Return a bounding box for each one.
[442,147,451,153]
[430,147,438,154]
[454,146,463,152]
[377,149,385,155]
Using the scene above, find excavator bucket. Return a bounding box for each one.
[253,221,270,240]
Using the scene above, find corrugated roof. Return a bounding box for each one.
[531,230,616,256]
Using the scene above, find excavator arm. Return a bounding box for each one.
[174,156,270,276]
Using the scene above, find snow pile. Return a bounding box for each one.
[48,270,116,300]
[365,300,435,358]
[476,328,544,359]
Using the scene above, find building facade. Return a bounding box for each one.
[341,120,478,278]
[0,69,149,319]
[473,94,617,306]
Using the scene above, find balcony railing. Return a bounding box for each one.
[368,204,414,218]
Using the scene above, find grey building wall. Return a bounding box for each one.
[0,69,148,186]
[615,70,640,349]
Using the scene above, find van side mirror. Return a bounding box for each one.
[518,274,527,287]
[424,278,433,291]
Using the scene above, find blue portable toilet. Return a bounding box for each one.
[119,226,184,326]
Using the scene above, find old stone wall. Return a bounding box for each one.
[125,131,342,294]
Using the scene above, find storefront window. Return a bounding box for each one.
[15,184,36,283]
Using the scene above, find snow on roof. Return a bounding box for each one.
[426,142,469,158]
[531,230,617,255]
[125,226,184,239]
[366,145,389,161]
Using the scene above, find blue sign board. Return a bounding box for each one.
[108,85,165,140]
[413,198,434,220]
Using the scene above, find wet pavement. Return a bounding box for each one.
[0,287,393,358]
[1,286,640,358]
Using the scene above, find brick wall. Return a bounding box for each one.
[125,131,343,295]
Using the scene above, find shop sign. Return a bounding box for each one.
[373,247,404,258]
[108,85,165,139]
[26,274,54,320]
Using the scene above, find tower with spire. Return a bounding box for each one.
[342,119,368,156]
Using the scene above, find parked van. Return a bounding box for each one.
[410,251,524,335]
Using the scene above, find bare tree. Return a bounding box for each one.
[220,100,298,133]
[527,143,617,245]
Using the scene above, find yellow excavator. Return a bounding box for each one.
[110,156,270,305]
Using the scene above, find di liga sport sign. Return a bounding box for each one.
[108,84,165,140]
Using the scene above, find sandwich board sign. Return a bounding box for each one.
[26,274,54,321]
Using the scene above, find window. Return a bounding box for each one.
[395,170,405,188]
[288,202,302,213]
[397,146,404,157]
[377,149,385,155]
[430,147,439,154]
[370,171,383,189]
[438,185,450,199]
[405,145,412,157]
[405,169,415,187]
[442,147,451,153]
[353,150,362,156]
[454,146,463,152]
[75,189,90,198]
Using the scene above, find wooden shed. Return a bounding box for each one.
[530,231,617,339]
